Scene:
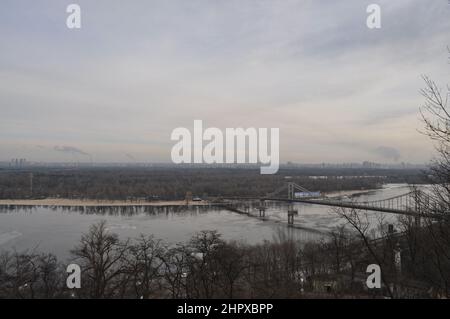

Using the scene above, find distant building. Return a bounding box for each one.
[10,158,27,168]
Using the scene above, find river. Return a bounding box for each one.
[0,183,420,260]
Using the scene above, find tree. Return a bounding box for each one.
[0,251,65,299]
[160,245,190,298]
[185,230,224,298]
[417,49,450,297]
[71,221,129,298]
[127,235,164,299]
[335,208,395,298]
[420,71,450,211]
[211,242,247,298]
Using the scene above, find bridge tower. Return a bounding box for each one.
[288,182,295,200]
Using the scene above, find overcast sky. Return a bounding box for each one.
[0,0,449,164]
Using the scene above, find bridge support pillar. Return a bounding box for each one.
[258,199,266,218]
[288,208,298,225]
[259,207,266,218]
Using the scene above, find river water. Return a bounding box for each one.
[0,183,418,260]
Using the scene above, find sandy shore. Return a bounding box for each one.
[0,198,209,207]
[0,188,380,207]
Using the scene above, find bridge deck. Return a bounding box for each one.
[219,196,444,220]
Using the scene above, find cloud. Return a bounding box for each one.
[54,145,90,156]
[372,146,401,162]
[0,0,448,163]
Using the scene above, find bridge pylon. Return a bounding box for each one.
[288,182,295,200]
[287,203,298,226]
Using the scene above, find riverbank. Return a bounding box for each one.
[0,188,380,207]
[0,198,209,207]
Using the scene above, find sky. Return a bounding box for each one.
[0,0,449,164]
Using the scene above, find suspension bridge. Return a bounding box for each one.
[216,182,448,223]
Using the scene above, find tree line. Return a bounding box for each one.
[0,167,425,200]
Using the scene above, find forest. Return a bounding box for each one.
[0,166,426,200]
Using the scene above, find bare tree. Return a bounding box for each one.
[420,53,450,211]
[127,235,164,299]
[71,221,130,298]
[336,208,395,298]
[185,230,224,298]
[160,245,190,298]
[328,225,349,274]
[211,241,248,298]
[416,49,450,297]
[0,251,65,299]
